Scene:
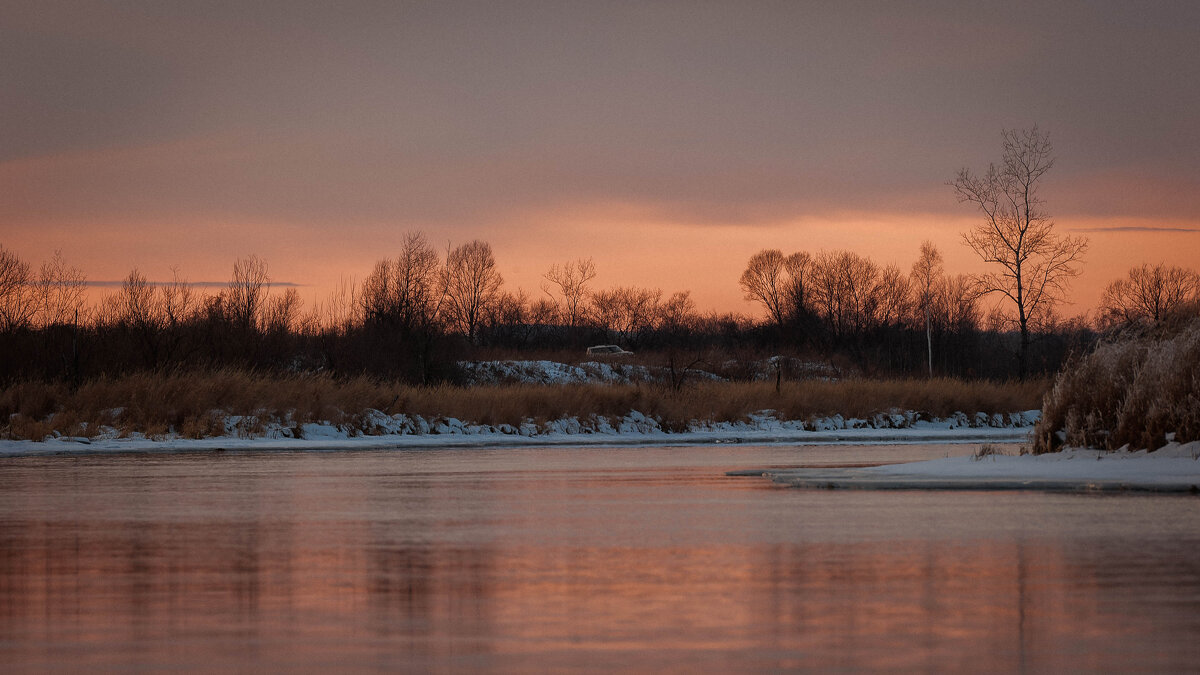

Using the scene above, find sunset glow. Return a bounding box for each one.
[3,2,1198,321]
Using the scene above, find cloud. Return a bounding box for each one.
[85,280,305,288]
[1069,226,1200,233]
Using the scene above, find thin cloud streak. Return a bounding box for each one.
[84,280,305,289]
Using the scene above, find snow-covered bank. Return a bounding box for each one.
[457,359,722,385]
[454,357,828,385]
[0,409,1039,457]
[760,442,1200,492]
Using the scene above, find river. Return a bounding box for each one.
[2,444,1199,672]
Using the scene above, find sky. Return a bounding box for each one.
[3,0,1199,319]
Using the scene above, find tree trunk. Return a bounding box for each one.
[925,312,933,379]
[1018,324,1030,380]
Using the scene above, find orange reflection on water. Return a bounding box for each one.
[2,450,1200,672]
[3,515,1195,672]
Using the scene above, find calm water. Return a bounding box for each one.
[2,444,1199,672]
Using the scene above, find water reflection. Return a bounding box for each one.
[1,448,1199,671]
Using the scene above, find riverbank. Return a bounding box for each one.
[0,410,1036,457]
[1,369,1046,441]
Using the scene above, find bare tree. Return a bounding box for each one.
[443,240,503,342]
[119,268,158,329]
[1099,263,1200,326]
[739,249,788,328]
[740,249,814,329]
[36,251,87,327]
[393,232,443,332]
[160,267,195,330]
[528,297,558,326]
[486,289,529,327]
[120,268,163,367]
[322,275,358,334]
[264,287,303,334]
[782,252,813,321]
[951,127,1088,377]
[911,241,944,377]
[809,250,882,338]
[591,286,662,345]
[227,255,270,331]
[0,245,36,332]
[656,290,697,335]
[360,259,397,324]
[875,264,911,328]
[936,274,981,333]
[361,234,447,333]
[157,267,196,363]
[542,258,596,329]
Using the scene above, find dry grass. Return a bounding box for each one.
[1035,319,1200,453]
[0,369,1046,441]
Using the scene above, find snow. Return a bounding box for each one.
[763,442,1200,492]
[9,401,1191,493]
[0,409,1038,457]
[457,359,723,385]
[456,357,844,386]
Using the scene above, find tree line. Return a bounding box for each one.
[0,233,723,384]
[2,232,1192,386]
[1,127,1196,385]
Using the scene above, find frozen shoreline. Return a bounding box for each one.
[757,442,1200,492]
[0,425,1032,458]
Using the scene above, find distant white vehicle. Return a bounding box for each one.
[586,344,633,356]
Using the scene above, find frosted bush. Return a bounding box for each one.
[1035,319,1200,452]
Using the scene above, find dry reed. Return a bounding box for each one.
[0,369,1046,441]
[1035,319,1200,453]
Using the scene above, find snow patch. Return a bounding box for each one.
[763,440,1200,491]
[458,359,722,385]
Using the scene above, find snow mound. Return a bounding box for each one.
[1,408,1041,455]
[457,360,722,385]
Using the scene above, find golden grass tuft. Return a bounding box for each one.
[1035,319,1200,453]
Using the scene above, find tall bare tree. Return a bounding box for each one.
[322,275,359,334]
[739,249,789,328]
[875,264,911,327]
[1099,263,1200,326]
[782,251,813,321]
[264,288,303,334]
[160,267,195,330]
[227,255,270,331]
[911,241,944,377]
[656,290,697,335]
[951,127,1088,377]
[542,257,596,329]
[158,267,195,363]
[120,268,163,367]
[394,232,443,331]
[361,233,445,332]
[809,250,882,338]
[119,268,158,329]
[936,274,981,333]
[443,240,503,342]
[0,245,36,332]
[36,250,87,327]
[591,286,661,344]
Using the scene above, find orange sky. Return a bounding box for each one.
[5,207,1197,322]
[3,2,1199,320]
